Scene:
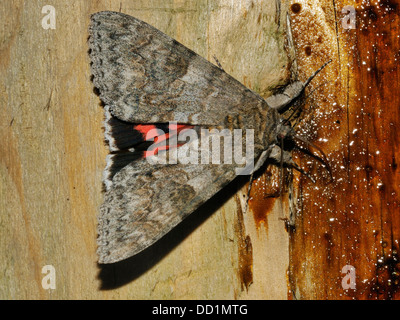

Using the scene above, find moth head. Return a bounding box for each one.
[276,123,295,142]
[272,60,334,182]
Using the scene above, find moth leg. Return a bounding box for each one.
[243,144,314,215]
[286,169,297,229]
[268,145,317,183]
[268,145,293,166]
[212,55,224,71]
[261,145,299,228]
[243,147,274,214]
[269,145,313,228]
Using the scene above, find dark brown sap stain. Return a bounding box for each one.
[235,195,253,292]
[291,3,302,14]
[247,166,288,232]
[238,235,253,292]
[289,0,400,298]
[249,196,276,231]
[304,46,312,56]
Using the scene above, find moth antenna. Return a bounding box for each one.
[283,80,329,126]
[303,59,332,88]
[213,55,224,71]
[293,134,333,181]
[306,80,330,99]
[269,60,331,114]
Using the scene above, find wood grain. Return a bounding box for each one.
[0,0,290,299]
[4,0,396,301]
[288,0,400,299]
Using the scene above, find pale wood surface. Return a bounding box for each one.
[0,0,290,299]
[3,0,396,301]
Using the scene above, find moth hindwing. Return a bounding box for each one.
[89,11,319,263]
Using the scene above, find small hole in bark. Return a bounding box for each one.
[291,3,302,13]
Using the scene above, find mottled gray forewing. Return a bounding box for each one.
[90,11,281,263]
[98,158,238,263]
[89,11,268,126]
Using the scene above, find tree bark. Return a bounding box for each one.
[288,0,400,299]
[2,0,398,300]
[0,0,290,299]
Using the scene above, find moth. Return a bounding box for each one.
[89,11,330,264]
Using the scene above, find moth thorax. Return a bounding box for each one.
[276,123,295,141]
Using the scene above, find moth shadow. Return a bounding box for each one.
[97,175,250,290]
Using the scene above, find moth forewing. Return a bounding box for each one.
[97,128,262,263]
[89,11,329,263]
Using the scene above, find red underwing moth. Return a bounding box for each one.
[89,11,330,264]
